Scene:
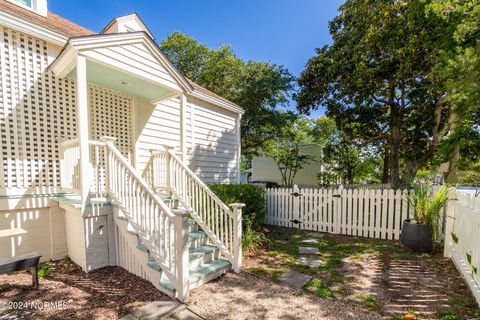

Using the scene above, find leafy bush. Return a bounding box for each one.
[38,262,54,278]
[210,184,266,228]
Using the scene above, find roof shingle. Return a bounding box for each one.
[0,0,94,38]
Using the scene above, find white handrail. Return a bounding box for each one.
[102,139,182,291]
[153,147,242,270]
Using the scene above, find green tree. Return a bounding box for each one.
[266,115,315,187]
[428,0,480,182]
[296,0,454,188]
[160,32,295,157]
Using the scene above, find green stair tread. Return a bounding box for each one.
[189,245,218,260]
[137,243,148,252]
[146,245,218,270]
[157,258,231,292]
[188,231,207,241]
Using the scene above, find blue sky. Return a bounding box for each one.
[49,0,344,117]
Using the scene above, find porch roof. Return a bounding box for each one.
[49,31,244,114]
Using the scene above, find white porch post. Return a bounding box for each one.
[76,55,91,206]
[173,208,190,302]
[230,203,245,273]
[180,93,187,162]
[236,114,242,184]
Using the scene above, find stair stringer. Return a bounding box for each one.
[113,207,175,297]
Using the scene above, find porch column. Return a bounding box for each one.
[76,55,91,206]
[180,93,187,162]
[236,114,242,184]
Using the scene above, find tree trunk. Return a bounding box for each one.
[445,110,461,183]
[389,104,403,189]
[382,147,390,183]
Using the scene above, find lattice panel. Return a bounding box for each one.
[0,26,77,190]
[89,85,133,159]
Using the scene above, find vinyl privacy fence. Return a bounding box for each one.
[265,185,412,240]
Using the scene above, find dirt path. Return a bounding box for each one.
[188,272,383,320]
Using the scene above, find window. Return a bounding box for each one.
[14,0,33,7]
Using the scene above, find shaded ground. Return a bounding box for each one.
[243,226,480,320]
[0,258,163,319]
[188,271,383,320]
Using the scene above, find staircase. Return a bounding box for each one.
[115,213,231,295]
[70,138,244,302]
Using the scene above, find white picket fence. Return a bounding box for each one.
[265,185,411,240]
[445,190,480,305]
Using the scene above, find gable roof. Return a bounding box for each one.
[187,79,242,113]
[0,0,93,38]
[0,0,243,114]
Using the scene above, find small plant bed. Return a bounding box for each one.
[0,258,164,319]
[244,226,480,319]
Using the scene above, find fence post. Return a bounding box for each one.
[173,208,190,302]
[443,188,457,259]
[293,184,300,228]
[230,203,245,273]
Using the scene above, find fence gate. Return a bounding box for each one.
[265,185,411,240]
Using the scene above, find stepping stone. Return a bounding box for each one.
[297,256,322,268]
[133,296,185,319]
[306,232,325,238]
[299,246,320,255]
[300,239,319,245]
[279,271,312,289]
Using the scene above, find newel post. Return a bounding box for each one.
[173,208,190,302]
[100,137,117,195]
[163,145,175,193]
[230,203,245,273]
[443,188,457,259]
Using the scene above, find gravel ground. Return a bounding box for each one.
[187,272,383,320]
[0,259,164,319]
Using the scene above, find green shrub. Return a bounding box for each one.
[38,262,54,278]
[210,184,266,228]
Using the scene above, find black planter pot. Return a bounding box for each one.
[400,219,433,252]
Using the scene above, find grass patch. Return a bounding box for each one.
[354,292,380,311]
[304,279,333,298]
[436,310,463,320]
[248,266,288,282]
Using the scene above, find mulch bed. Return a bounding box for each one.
[0,258,163,319]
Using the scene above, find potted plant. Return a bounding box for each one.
[401,184,449,252]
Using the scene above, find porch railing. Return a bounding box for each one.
[148,146,243,273]
[59,138,81,192]
[59,138,108,196]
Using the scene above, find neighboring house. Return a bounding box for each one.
[0,0,244,301]
[252,144,323,186]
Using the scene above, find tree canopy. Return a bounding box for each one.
[160,32,295,158]
[296,0,457,187]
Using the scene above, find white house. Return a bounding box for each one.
[252,144,323,186]
[0,0,244,301]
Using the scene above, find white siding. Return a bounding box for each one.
[0,206,67,262]
[84,43,181,91]
[134,96,182,173]
[188,97,239,184]
[134,96,240,184]
[252,145,323,186]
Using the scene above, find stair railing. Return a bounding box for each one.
[149,145,244,273]
[101,138,190,301]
